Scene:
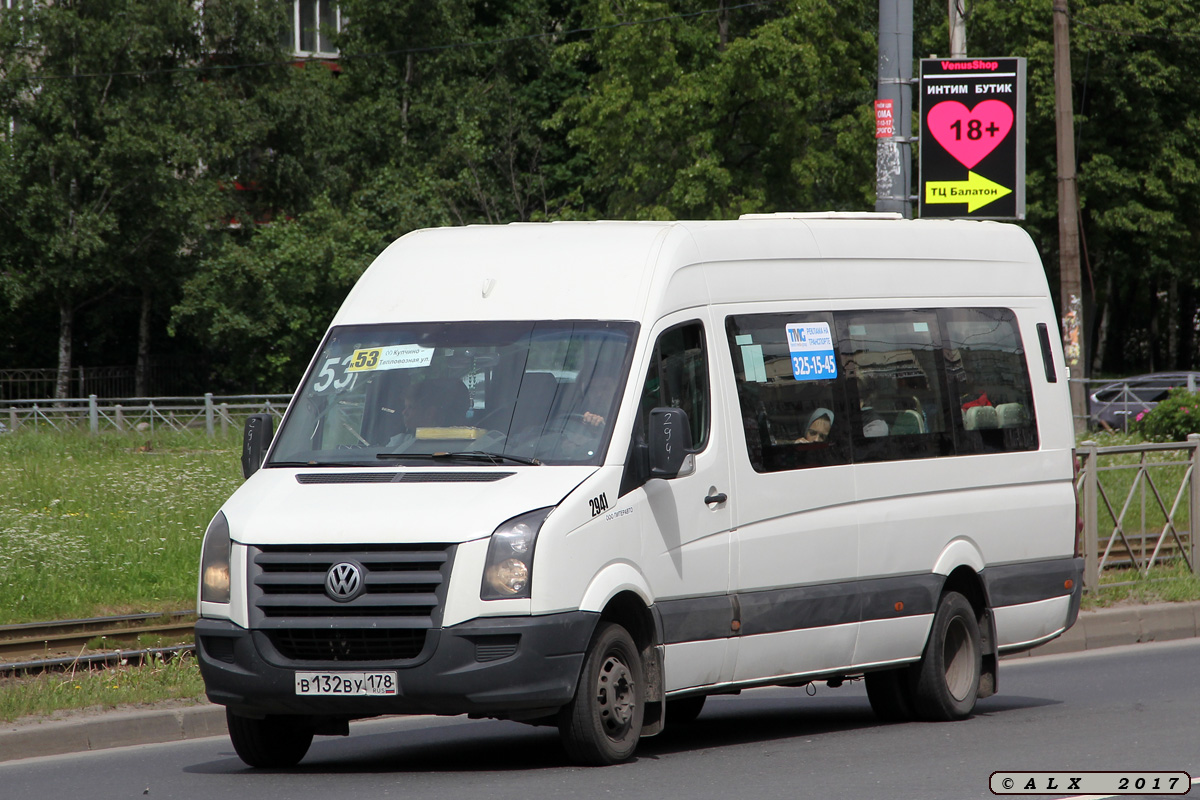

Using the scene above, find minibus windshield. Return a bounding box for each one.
[268,320,639,468]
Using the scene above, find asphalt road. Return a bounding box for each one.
[3,639,1198,800]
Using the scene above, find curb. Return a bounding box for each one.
[3,601,1199,764]
[0,704,226,763]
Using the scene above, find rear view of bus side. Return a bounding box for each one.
[196,214,1082,768]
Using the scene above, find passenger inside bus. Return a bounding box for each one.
[794,407,834,443]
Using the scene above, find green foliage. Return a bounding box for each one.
[172,197,381,391]
[556,0,876,219]
[5,1,1200,388]
[1133,387,1200,442]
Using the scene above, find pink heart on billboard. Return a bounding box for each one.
[927,100,1014,169]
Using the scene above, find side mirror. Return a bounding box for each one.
[648,407,696,479]
[241,414,274,479]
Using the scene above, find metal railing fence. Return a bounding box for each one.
[1077,435,1200,590]
[0,394,291,436]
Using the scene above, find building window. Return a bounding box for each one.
[283,0,340,58]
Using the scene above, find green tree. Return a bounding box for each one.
[554,0,878,219]
[172,196,381,391]
[171,0,589,389]
[0,0,293,397]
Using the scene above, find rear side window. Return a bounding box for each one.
[942,308,1038,454]
[836,310,955,464]
[725,307,1039,473]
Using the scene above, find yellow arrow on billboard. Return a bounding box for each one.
[924,171,1013,213]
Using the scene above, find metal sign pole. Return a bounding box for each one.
[876,0,913,218]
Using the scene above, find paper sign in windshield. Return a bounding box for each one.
[346,344,434,372]
[786,322,837,381]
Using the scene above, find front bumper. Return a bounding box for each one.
[196,611,599,720]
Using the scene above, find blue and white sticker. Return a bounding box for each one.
[786,322,837,381]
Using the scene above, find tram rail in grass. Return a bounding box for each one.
[0,610,196,667]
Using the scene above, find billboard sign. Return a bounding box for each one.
[919,58,1026,219]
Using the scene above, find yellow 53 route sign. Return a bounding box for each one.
[918,58,1026,219]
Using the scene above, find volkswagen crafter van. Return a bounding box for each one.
[196,213,1083,767]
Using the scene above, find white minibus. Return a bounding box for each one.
[196,213,1082,767]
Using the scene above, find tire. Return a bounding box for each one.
[864,667,916,722]
[558,622,645,765]
[226,710,314,768]
[666,694,707,726]
[912,591,982,721]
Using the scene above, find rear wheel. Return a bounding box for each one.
[912,591,982,721]
[559,622,645,765]
[226,710,314,768]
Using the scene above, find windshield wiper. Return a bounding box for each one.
[377,451,540,466]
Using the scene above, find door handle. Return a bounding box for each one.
[704,492,728,506]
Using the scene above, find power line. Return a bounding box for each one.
[20,0,786,83]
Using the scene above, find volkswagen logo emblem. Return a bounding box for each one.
[325,561,364,602]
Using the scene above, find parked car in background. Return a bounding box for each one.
[1088,372,1200,430]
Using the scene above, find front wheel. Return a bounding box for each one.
[558,622,645,765]
[226,710,314,768]
[912,591,982,721]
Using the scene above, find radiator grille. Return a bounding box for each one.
[249,543,454,663]
[269,628,428,661]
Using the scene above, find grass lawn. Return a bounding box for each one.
[0,429,243,625]
[0,653,207,725]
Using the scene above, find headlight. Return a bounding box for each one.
[481,508,552,600]
[200,511,232,604]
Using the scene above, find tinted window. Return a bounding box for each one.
[723,307,1040,471]
[622,321,710,493]
[836,311,954,463]
[942,308,1038,453]
[726,313,849,473]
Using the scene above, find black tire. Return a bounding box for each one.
[559,622,645,765]
[666,694,707,725]
[912,591,982,721]
[226,710,314,768]
[864,667,916,722]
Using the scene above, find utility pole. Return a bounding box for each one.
[949,0,966,58]
[1053,0,1087,435]
[876,0,913,217]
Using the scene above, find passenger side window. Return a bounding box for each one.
[621,321,710,494]
[726,313,849,473]
[836,311,954,463]
[942,308,1038,453]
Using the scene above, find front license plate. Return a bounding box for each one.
[295,671,398,696]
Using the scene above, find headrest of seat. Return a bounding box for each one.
[994,403,1029,428]
[963,405,999,431]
